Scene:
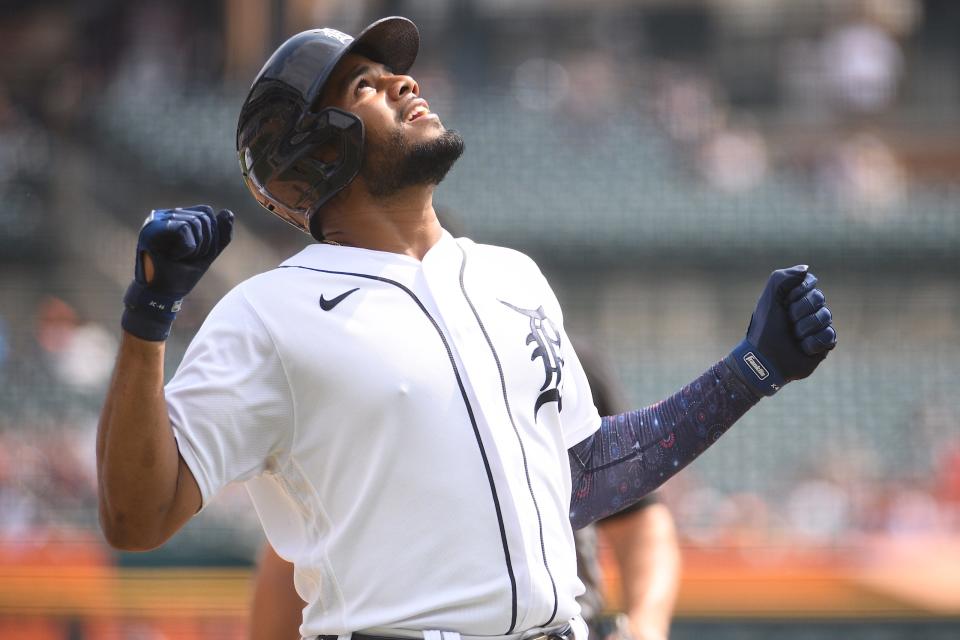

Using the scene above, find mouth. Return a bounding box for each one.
[404,99,432,123]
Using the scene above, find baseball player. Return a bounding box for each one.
[96,16,837,640]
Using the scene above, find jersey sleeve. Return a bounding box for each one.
[557,329,602,447]
[165,285,295,509]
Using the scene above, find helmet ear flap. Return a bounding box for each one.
[294,107,324,134]
[303,107,364,240]
[237,96,364,240]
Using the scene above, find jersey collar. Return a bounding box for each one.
[279,229,459,272]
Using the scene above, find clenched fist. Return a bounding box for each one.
[728,265,837,396]
[121,205,234,341]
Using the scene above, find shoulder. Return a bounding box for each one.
[231,267,303,300]
[195,277,270,340]
[456,238,564,319]
[457,238,546,281]
[226,244,345,308]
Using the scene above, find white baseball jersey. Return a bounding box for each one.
[166,230,602,638]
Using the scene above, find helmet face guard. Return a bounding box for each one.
[236,17,419,240]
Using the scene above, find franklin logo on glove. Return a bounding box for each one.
[743,353,769,380]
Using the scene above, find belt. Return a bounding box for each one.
[318,623,576,640]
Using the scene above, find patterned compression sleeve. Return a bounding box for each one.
[569,357,761,530]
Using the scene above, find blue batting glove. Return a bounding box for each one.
[122,205,234,341]
[727,265,837,396]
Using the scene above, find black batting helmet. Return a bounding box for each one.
[236,17,419,240]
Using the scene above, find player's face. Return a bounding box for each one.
[323,53,443,140]
[320,53,464,197]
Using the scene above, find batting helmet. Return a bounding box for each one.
[236,17,419,240]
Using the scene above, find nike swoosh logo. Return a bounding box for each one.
[319,287,359,311]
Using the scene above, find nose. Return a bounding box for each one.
[387,74,419,101]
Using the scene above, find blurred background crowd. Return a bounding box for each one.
[0,0,958,638]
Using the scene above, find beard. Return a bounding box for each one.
[361,127,465,198]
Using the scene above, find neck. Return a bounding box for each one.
[319,183,443,261]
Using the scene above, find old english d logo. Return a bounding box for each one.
[500,300,564,418]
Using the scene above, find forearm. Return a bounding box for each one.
[600,504,680,640]
[97,332,196,550]
[569,358,760,529]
